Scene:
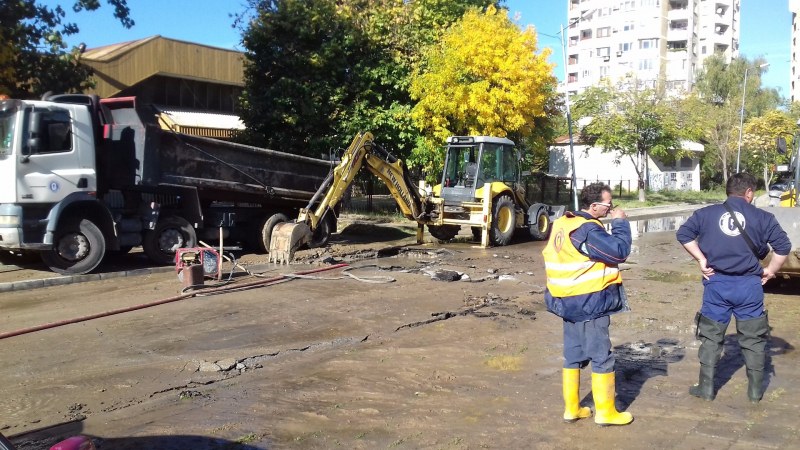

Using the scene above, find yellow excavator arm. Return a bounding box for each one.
[269,132,432,263]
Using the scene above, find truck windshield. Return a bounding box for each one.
[0,107,16,155]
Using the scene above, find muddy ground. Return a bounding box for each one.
[1,211,799,449]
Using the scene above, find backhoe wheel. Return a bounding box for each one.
[143,216,197,265]
[41,218,106,275]
[309,213,335,248]
[529,206,551,241]
[428,224,460,241]
[490,195,516,246]
[259,212,289,253]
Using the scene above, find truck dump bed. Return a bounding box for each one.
[99,97,331,206]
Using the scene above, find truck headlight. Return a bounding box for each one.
[0,215,20,226]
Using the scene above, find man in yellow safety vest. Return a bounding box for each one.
[542,182,633,426]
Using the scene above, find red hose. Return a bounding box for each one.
[0,263,349,340]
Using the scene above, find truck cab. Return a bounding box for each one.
[0,98,100,250]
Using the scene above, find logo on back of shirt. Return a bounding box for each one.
[719,211,746,236]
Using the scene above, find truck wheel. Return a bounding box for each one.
[143,216,197,265]
[309,214,334,248]
[41,218,106,275]
[529,206,550,241]
[490,195,516,246]
[428,224,460,241]
[259,213,289,253]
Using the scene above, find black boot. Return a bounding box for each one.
[690,313,728,401]
[737,314,769,403]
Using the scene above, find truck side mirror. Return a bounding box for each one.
[22,111,44,161]
[776,136,787,154]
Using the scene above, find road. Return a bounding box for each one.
[2,211,799,449]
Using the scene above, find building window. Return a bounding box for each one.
[569,36,579,46]
[639,59,655,70]
[599,66,610,77]
[619,42,633,52]
[667,40,688,51]
[568,73,578,83]
[639,38,658,49]
[569,54,579,64]
[623,21,635,32]
[597,27,611,37]
[597,47,611,58]
[680,156,693,168]
[581,29,593,39]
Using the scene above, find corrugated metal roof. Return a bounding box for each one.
[79,35,244,98]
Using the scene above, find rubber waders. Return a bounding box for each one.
[690,313,728,401]
[736,314,769,403]
[591,372,633,426]
[562,368,592,422]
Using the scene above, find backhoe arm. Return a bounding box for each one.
[269,132,431,263]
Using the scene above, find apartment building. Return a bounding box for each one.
[564,0,740,96]
[791,0,800,102]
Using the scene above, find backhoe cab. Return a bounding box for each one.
[432,136,565,247]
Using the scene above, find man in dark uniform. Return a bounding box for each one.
[676,172,791,403]
[543,182,633,426]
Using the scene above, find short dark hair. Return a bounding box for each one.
[726,172,757,196]
[580,182,611,209]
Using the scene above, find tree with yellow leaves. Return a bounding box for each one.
[409,5,557,177]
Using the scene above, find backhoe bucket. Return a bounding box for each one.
[269,222,313,264]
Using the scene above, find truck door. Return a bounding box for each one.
[17,105,97,203]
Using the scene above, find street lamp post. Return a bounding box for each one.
[560,23,579,211]
[736,62,769,173]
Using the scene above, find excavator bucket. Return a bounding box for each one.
[269,222,313,264]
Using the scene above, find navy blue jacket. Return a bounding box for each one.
[545,211,632,322]
[676,197,792,276]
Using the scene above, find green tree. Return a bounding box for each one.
[573,79,695,201]
[409,5,557,178]
[741,110,794,190]
[692,54,779,184]
[0,0,133,98]
[238,0,498,159]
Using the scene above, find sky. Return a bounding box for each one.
[43,0,792,96]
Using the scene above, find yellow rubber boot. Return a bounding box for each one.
[591,372,633,426]
[563,368,593,422]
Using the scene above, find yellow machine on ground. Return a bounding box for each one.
[269,132,565,263]
[762,136,800,277]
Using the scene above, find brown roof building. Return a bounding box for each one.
[79,36,245,138]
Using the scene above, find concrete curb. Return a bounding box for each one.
[0,266,175,294]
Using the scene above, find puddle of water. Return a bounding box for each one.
[606,215,690,239]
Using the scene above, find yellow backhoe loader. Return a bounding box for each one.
[760,134,800,277]
[269,132,566,263]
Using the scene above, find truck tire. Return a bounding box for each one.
[428,224,460,241]
[529,206,551,241]
[41,218,106,275]
[259,213,289,253]
[309,213,334,248]
[143,216,197,265]
[490,195,516,246]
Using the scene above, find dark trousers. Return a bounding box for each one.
[563,315,614,373]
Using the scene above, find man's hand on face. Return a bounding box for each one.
[610,207,627,220]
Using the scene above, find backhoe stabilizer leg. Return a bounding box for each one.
[269,222,312,264]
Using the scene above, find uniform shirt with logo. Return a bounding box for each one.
[676,196,791,276]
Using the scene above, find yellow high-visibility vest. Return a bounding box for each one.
[542,215,622,297]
